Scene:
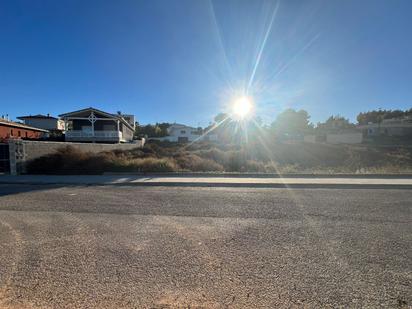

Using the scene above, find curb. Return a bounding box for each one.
[102,172,412,179]
[1,180,412,190]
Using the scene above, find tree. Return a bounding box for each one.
[134,123,171,138]
[357,108,412,125]
[316,115,355,132]
[271,109,312,136]
[214,113,230,123]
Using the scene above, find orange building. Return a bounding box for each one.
[0,117,48,141]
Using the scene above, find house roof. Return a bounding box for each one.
[17,114,58,120]
[0,118,49,132]
[169,123,198,130]
[59,107,134,130]
[59,107,116,118]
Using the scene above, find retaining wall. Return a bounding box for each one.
[326,133,363,144]
[8,139,145,175]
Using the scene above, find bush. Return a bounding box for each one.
[243,160,267,173]
[27,146,114,174]
[25,142,412,174]
[26,146,179,174]
[175,154,224,172]
[112,157,178,172]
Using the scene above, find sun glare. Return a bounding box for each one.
[232,96,253,119]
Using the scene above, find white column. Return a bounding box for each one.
[91,113,95,134]
[117,120,120,143]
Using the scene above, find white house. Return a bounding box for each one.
[358,117,412,137]
[17,114,65,131]
[304,132,363,144]
[153,123,218,143]
[59,107,136,143]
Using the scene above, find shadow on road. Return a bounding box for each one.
[0,184,72,197]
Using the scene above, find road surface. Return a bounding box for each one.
[0,184,411,308]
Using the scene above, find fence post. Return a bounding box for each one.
[8,139,25,175]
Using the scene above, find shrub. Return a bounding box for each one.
[26,146,109,174]
[175,154,224,172]
[243,160,267,173]
[195,148,228,165]
[25,142,412,174]
[119,158,179,172]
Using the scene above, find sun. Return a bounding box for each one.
[232,96,253,119]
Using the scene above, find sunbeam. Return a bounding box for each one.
[246,0,280,95]
[182,114,231,150]
[261,33,321,91]
[208,0,235,92]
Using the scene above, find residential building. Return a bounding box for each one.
[304,132,363,144]
[59,107,135,143]
[152,123,218,143]
[0,117,48,141]
[358,117,412,137]
[17,114,65,131]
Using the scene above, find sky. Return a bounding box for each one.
[1,0,411,126]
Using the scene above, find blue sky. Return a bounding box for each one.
[1,0,411,126]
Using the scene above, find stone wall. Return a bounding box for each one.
[8,139,145,175]
[303,135,317,143]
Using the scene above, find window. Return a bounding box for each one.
[18,131,21,137]
[10,129,13,136]
[25,132,28,138]
[180,130,186,134]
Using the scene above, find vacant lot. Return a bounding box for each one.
[27,141,412,174]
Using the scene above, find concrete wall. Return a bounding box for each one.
[8,139,145,175]
[326,133,363,144]
[304,135,317,143]
[121,123,134,141]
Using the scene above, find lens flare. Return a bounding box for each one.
[232,96,253,119]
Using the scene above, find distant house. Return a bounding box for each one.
[17,114,65,131]
[304,132,363,144]
[59,107,135,143]
[0,117,48,141]
[152,123,218,143]
[358,117,412,137]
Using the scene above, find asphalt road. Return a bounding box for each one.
[0,184,411,308]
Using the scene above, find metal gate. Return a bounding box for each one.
[0,143,10,173]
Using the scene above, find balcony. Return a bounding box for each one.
[65,130,123,142]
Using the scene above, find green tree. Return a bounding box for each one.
[214,113,230,123]
[357,108,412,125]
[134,123,171,137]
[271,109,312,135]
[317,115,355,132]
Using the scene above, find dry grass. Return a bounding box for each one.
[26,142,412,174]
